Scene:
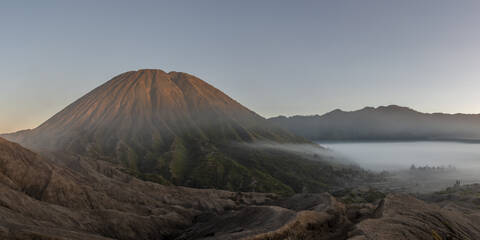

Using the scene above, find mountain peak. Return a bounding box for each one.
[8,69,267,149]
[377,105,413,111]
[330,108,345,113]
[2,69,311,193]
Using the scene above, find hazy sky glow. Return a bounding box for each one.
[1,0,480,133]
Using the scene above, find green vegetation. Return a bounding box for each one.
[168,137,189,183]
[112,128,376,196]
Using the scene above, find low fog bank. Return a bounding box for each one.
[321,141,480,193]
[320,141,480,171]
[237,141,358,166]
[236,141,480,193]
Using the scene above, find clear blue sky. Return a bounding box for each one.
[1,0,480,133]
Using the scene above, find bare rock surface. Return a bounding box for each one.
[179,193,352,240]
[348,193,480,240]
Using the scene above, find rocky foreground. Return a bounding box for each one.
[1,137,479,240]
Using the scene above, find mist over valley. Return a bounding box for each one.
[321,141,480,193]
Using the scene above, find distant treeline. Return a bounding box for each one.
[409,164,456,172]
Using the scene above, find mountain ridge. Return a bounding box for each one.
[269,105,480,141]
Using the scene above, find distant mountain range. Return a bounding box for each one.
[269,105,480,141]
[1,69,367,194]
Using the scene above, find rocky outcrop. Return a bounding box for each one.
[179,188,480,240]
[179,193,371,240]
[348,193,480,240]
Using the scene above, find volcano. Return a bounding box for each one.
[3,69,360,194]
[9,69,294,148]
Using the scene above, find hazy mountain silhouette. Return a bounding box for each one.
[1,69,365,194]
[269,105,480,141]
